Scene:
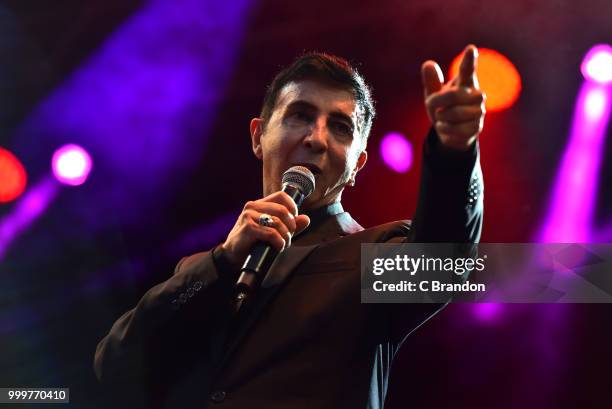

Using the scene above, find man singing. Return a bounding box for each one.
[94,45,485,408]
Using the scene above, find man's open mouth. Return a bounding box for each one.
[293,163,322,176]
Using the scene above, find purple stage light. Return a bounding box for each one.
[539,82,611,243]
[0,177,59,260]
[472,303,502,323]
[52,144,92,186]
[581,44,612,84]
[11,0,253,229]
[380,132,413,173]
[584,88,607,120]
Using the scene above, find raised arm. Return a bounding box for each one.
[411,44,485,243]
[389,45,486,347]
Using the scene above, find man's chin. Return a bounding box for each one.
[299,194,321,212]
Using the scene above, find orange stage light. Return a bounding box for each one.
[449,48,521,112]
[0,147,28,203]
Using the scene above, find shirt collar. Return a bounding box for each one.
[294,202,363,245]
[302,202,344,229]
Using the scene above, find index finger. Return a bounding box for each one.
[264,191,299,216]
[458,44,478,88]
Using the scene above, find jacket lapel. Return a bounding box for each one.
[214,243,319,372]
[261,243,320,288]
[260,210,362,287]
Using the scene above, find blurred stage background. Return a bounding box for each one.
[1,0,611,407]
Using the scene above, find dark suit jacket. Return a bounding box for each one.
[94,130,483,408]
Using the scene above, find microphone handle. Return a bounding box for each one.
[235,184,305,295]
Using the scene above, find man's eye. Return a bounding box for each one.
[331,121,353,136]
[289,112,312,123]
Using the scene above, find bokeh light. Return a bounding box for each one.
[51,144,93,186]
[0,147,28,203]
[450,48,522,112]
[472,303,502,323]
[380,132,413,173]
[581,44,612,84]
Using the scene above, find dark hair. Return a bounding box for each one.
[260,52,375,147]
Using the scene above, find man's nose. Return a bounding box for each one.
[303,117,328,152]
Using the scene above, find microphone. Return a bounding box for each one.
[234,166,315,306]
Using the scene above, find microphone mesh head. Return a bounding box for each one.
[282,166,316,198]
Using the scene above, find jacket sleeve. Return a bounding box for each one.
[93,247,239,402]
[410,127,483,243]
[388,128,484,346]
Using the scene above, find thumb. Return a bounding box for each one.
[295,214,311,235]
[421,60,444,98]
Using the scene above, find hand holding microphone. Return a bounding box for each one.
[220,166,315,300]
[220,192,310,267]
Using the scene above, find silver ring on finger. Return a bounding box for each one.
[258,213,274,228]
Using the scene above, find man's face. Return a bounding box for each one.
[251,79,368,210]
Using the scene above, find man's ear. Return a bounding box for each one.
[250,118,264,160]
[349,150,368,185]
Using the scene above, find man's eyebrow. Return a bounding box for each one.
[285,100,355,129]
[284,100,318,112]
